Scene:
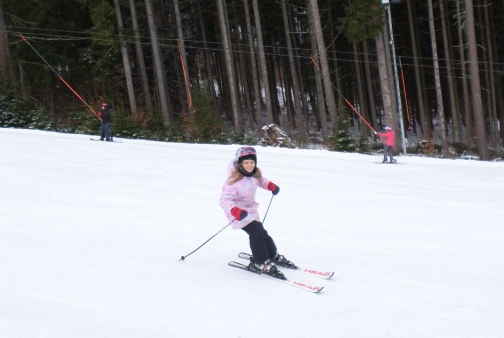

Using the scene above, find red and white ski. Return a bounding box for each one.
[228,261,324,293]
[238,252,334,280]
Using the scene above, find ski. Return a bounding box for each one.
[374,162,404,165]
[228,261,324,293]
[90,138,121,143]
[238,252,334,280]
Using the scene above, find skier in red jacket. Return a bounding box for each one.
[376,126,396,163]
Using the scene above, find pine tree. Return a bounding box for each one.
[328,115,357,152]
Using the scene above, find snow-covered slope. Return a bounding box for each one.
[1,128,503,338]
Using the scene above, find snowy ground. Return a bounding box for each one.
[1,128,503,338]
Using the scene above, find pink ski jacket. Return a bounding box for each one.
[220,160,271,229]
[378,130,395,146]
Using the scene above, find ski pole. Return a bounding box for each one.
[179,221,232,261]
[180,194,275,261]
[261,195,275,225]
[18,33,102,121]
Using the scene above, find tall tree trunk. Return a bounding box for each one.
[129,0,153,115]
[307,79,319,129]
[483,0,499,147]
[283,67,296,128]
[229,1,244,116]
[214,52,228,116]
[308,5,328,135]
[308,0,337,122]
[216,0,241,131]
[376,28,393,131]
[0,0,8,79]
[243,0,262,127]
[251,0,273,124]
[416,1,433,135]
[285,68,297,128]
[267,52,280,125]
[281,0,307,137]
[444,4,461,142]
[440,0,460,141]
[19,62,28,100]
[455,0,472,146]
[113,0,137,115]
[407,0,428,136]
[352,40,367,138]
[235,20,256,130]
[465,0,489,159]
[427,0,449,155]
[382,12,397,125]
[362,41,378,131]
[173,0,193,115]
[476,3,495,148]
[287,6,309,125]
[238,39,255,130]
[165,2,185,111]
[490,4,504,146]
[227,0,244,119]
[197,0,219,116]
[278,62,287,117]
[145,0,171,125]
[327,0,343,113]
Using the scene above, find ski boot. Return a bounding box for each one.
[390,159,397,164]
[249,258,286,280]
[272,253,297,269]
[382,159,388,163]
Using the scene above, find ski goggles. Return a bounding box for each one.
[237,146,256,157]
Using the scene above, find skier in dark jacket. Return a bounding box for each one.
[99,102,112,141]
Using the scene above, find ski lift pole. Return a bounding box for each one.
[385,5,407,154]
[18,33,102,121]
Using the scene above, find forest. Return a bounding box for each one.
[0,0,503,160]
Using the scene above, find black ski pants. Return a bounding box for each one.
[242,221,277,265]
[100,122,111,141]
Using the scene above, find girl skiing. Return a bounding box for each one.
[219,146,295,278]
[377,126,397,163]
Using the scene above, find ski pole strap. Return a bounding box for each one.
[179,222,231,261]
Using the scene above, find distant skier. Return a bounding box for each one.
[376,126,396,163]
[219,146,296,279]
[98,102,112,141]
